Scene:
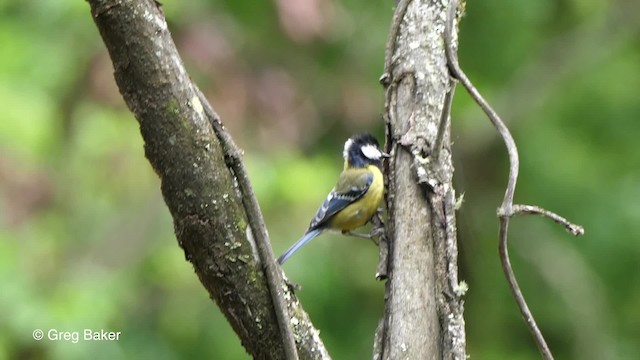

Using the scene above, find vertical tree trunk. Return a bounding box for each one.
[379,0,466,358]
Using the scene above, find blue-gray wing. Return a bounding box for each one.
[308,172,373,231]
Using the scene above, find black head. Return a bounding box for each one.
[343,133,387,168]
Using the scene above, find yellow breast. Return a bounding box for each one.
[329,165,384,231]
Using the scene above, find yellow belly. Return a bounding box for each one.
[328,165,384,231]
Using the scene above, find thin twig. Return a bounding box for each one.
[381,0,411,85]
[497,217,552,359]
[195,87,299,360]
[371,213,389,280]
[513,204,585,236]
[433,81,456,163]
[445,0,519,210]
[444,1,584,359]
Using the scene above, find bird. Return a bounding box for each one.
[277,133,388,265]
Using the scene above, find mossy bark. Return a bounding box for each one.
[87,0,328,358]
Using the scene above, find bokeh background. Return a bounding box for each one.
[1,0,638,359]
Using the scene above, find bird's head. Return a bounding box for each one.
[343,133,388,169]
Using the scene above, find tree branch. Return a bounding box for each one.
[512,205,584,236]
[194,88,299,360]
[87,0,327,358]
[444,1,585,359]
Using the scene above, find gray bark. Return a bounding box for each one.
[379,0,467,359]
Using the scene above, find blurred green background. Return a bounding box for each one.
[1,0,638,359]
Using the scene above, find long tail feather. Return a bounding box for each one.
[277,229,323,265]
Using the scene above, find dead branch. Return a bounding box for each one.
[444,1,585,359]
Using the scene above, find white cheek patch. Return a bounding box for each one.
[361,144,382,160]
[343,138,353,159]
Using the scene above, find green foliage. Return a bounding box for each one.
[0,0,638,359]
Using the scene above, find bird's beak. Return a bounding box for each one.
[381,151,391,158]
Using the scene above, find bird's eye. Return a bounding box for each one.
[361,144,382,160]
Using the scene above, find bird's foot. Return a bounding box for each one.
[342,230,373,239]
[343,227,385,245]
